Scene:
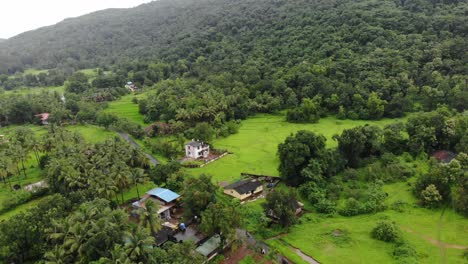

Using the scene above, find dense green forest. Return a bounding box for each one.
[1,0,467,123]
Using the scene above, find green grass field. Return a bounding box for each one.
[263,180,468,264]
[0,85,64,97]
[187,114,406,183]
[104,93,147,126]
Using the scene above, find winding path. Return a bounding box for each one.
[117,132,160,166]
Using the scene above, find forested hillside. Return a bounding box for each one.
[1,0,467,121]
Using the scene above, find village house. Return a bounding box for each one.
[223,179,263,200]
[196,234,221,260]
[267,200,304,221]
[132,187,180,220]
[35,113,49,125]
[185,139,210,159]
[432,150,457,164]
[125,81,138,92]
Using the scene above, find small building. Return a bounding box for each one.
[185,139,210,159]
[125,81,139,92]
[223,179,263,200]
[133,187,181,220]
[432,150,456,164]
[267,200,304,221]
[35,113,50,125]
[196,234,221,259]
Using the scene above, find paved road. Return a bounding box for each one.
[117,132,160,166]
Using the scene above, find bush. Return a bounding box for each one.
[391,200,408,213]
[316,199,336,214]
[339,198,362,216]
[393,242,417,259]
[420,184,443,208]
[1,191,32,212]
[371,221,400,242]
[39,154,50,169]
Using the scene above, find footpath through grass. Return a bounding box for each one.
[188,114,406,183]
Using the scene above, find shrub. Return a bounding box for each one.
[393,241,418,263]
[316,199,336,214]
[420,184,443,208]
[371,221,400,242]
[339,198,362,216]
[391,200,408,213]
[39,154,50,169]
[1,191,32,212]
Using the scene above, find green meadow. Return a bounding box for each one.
[187,114,407,183]
[0,85,64,96]
[265,181,468,264]
[104,93,148,126]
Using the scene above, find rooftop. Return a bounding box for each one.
[432,150,456,163]
[196,234,221,257]
[224,179,262,194]
[147,187,180,203]
[185,139,208,148]
[34,113,50,121]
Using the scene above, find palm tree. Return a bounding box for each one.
[138,200,161,237]
[30,135,42,166]
[129,168,147,200]
[124,225,155,262]
[44,245,68,264]
[129,148,149,168]
[112,161,130,204]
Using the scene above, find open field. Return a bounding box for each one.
[104,93,148,126]
[187,114,407,183]
[0,85,64,96]
[264,181,468,264]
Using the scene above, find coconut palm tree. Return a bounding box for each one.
[129,168,147,200]
[112,161,130,204]
[44,245,68,264]
[138,200,161,237]
[124,225,155,262]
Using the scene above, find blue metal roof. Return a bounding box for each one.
[147,188,180,203]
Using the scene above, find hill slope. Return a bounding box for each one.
[0,0,466,75]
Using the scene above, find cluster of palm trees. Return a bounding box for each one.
[44,198,204,263]
[0,127,43,188]
[0,126,150,206]
[44,129,150,204]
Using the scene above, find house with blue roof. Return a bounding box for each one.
[132,187,181,220]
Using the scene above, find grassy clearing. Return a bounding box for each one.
[187,114,406,183]
[0,85,64,96]
[66,125,119,143]
[104,93,148,126]
[263,180,468,264]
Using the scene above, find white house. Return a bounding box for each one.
[125,81,138,92]
[185,139,210,159]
